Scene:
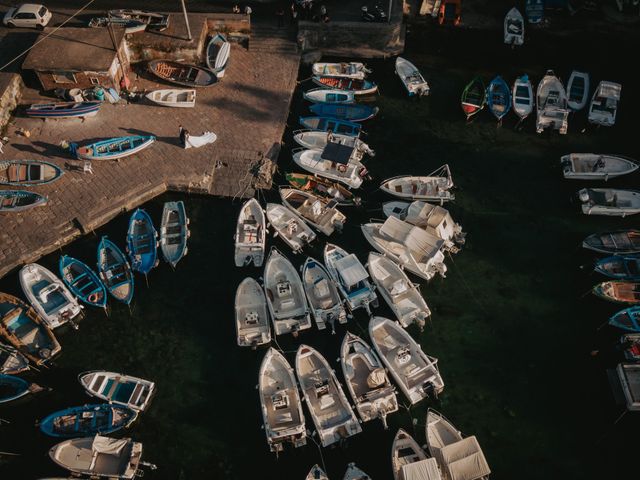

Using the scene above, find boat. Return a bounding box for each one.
[566,71,590,111]
[159,201,189,268]
[426,409,491,480]
[340,332,398,427]
[263,248,312,336]
[19,263,82,330]
[594,256,640,280]
[301,257,347,331]
[561,154,638,180]
[0,374,39,403]
[306,465,330,480]
[292,148,367,189]
[512,75,534,120]
[583,230,640,255]
[148,60,218,88]
[588,81,622,127]
[324,243,378,314]
[59,255,107,308]
[438,0,461,25]
[71,136,156,161]
[380,165,455,203]
[145,89,196,108]
[108,9,169,31]
[96,237,134,305]
[295,344,362,447]
[49,435,143,479]
[504,7,524,46]
[0,343,29,375]
[265,203,316,253]
[461,77,486,120]
[234,198,266,267]
[286,173,361,207]
[89,16,147,33]
[343,463,371,480]
[391,428,441,480]
[299,116,362,136]
[593,281,640,305]
[536,70,569,134]
[621,334,640,361]
[525,0,544,23]
[0,292,61,365]
[39,404,137,438]
[292,129,374,156]
[578,188,640,216]
[235,278,271,347]
[0,160,63,186]
[280,188,346,236]
[126,209,158,275]
[312,62,370,80]
[206,33,231,78]
[79,371,155,412]
[395,57,430,97]
[258,348,306,452]
[0,190,47,213]
[25,101,101,119]
[309,103,379,122]
[369,316,444,404]
[486,76,511,121]
[312,76,378,95]
[303,88,355,104]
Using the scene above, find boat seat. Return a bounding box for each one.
[7,165,28,182]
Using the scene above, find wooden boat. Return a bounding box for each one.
[593,281,640,305]
[312,62,370,80]
[512,74,534,120]
[567,71,590,111]
[525,0,544,23]
[292,129,375,157]
[295,344,362,447]
[293,149,367,189]
[49,436,143,479]
[59,255,107,308]
[145,89,196,108]
[235,278,271,347]
[286,173,361,207]
[301,257,347,331]
[486,75,511,121]
[299,116,362,136]
[39,404,137,438]
[312,76,378,95]
[19,263,82,329]
[504,7,524,46]
[578,188,640,216]
[343,463,371,480]
[0,190,47,213]
[0,292,61,365]
[309,103,379,122]
[280,188,345,236]
[149,60,217,88]
[96,237,134,304]
[621,333,640,361]
[583,230,640,255]
[594,256,640,280]
[610,307,640,332]
[536,70,569,134]
[380,165,454,203]
[0,343,29,375]
[391,429,441,480]
[160,201,189,268]
[89,16,147,33]
[258,348,306,452]
[72,136,155,161]
[369,316,444,404]
[108,9,169,31]
[0,160,63,186]
[324,243,377,314]
[126,209,158,275]
[265,203,316,253]
[79,371,155,412]
[588,81,622,127]
[206,34,231,78]
[561,154,638,180]
[303,88,355,104]
[235,198,266,267]
[0,374,35,403]
[263,248,312,336]
[461,77,485,120]
[395,57,430,97]
[306,465,329,480]
[25,101,101,119]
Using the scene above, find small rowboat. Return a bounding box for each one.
[59,255,108,308]
[145,89,196,108]
[88,16,146,33]
[593,281,640,305]
[97,237,134,305]
[0,374,31,403]
[0,343,29,375]
[312,62,370,80]
[79,371,156,412]
[160,201,189,268]
[567,70,590,111]
[303,88,355,104]
[285,172,361,206]
[461,76,486,120]
[610,306,640,332]
[299,116,361,136]
[309,103,379,122]
[108,9,169,31]
[512,75,534,120]
[504,7,524,46]
[206,34,231,78]
[0,160,63,186]
[0,190,47,213]
[312,76,378,95]
[126,209,158,275]
[487,75,512,121]
[26,101,101,119]
[595,256,640,280]
[561,154,638,181]
[148,60,218,88]
[72,136,155,161]
[395,57,430,97]
[583,230,640,255]
[39,404,138,438]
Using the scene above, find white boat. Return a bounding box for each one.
[324,243,378,314]
[512,74,533,120]
[392,428,442,480]
[292,129,375,158]
[258,348,306,452]
[578,188,640,217]
[588,81,622,127]
[265,203,316,253]
[295,344,362,447]
[235,198,266,266]
[369,316,444,404]
[235,278,271,347]
[395,57,430,97]
[343,463,371,480]
[301,257,347,332]
[566,70,590,111]
[145,89,196,108]
[108,9,169,31]
[307,465,330,480]
[293,148,367,189]
[380,165,454,203]
[367,253,430,330]
[19,263,82,330]
[340,332,398,427]
[79,371,155,412]
[504,7,524,46]
[206,34,231,78]
[280,188,346,236]
[263,248,312,336]
[312,62,370,80]
[536,70,569,134]
[561,154,638,181]
[303,88,355,104]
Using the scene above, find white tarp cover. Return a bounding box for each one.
[92,435,128,456]
[366,368,386,388]
[379,217,444,257]
[185,131,217,149]
[401,458,442,480]
[437,436,491,480]
[407,202,448,229]
[335,254,369,287]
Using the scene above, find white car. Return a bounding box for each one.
[3,4,51,29]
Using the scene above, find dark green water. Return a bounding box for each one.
[2,19,640,480]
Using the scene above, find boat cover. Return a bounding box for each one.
[407,202,448,229]
[379,217,444,255]
[92,435,128,455]
[321,143,354,165]
[335,254,368,287]
[436,436,491,480]
[401,458,442,480]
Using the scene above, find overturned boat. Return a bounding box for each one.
[235,198,266,267]
[301,257,347,331]
[206,33,230,78]
[561,154,638,181]
[235,278,271,347]
[265,203,316,253]
[145,89,196,108]
[380,165,454,203]
[280,188,346,236]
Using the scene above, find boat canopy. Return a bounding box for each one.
[92,435,128,456]
[379,217,444,256]
[321,142,355,165]
[335,254,369,287]
[435,436,491,480]
[406,202,449,229]
[401,458,443,480]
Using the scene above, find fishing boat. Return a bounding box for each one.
[512,75,534,120]
[235,198,266,267]
[0,292,61,365]
[160,201,189,268]
[206,33,231,78]
[72,136,155,161]
[504,7,524,46]
[295,344,362,447]
[39,404,137,438]
[593,281,640,305]
[583,230,640,255]
[59,255,107,308]
[461,77,486,120]
[525,0,544,23]
[0,190,47,213]
[309,103,379,122]
[79,371,155,412]
[312,62,370,80]
[263,248,312,336]
[0,343,29,375]
[578,188,640,216]
[96,237,134,304]
[324,243,378,314]
[108,9,169,31]
[0,374,34,403]
[369,316,444,404]
[306,465,330,480]
[265,203,316,253]
[235,278,271,347]
[594,256,640,280]
[588,81,622,127]
[536,70,569,134]
[0,160,63,186]
[566,71,590,111]
[258,348,306,452]
[292,148,367,189]
[286,173,361,207]
[303,88,355,104]
[292,130,375,157]
[621,334,640,361]
[19,263,82,330]
[395,57,430,97]
[312,76,378,95]
[148,60,218,88]
[561,154,638,180]
[391,428,441,480]
[380,165,455,203]
[89,16,147,33]
[611,307,640,332]
[486,75,512,121]
[145,89,196,108]
[25,101,101,119]
[126,209,158,275]
[280,188,346,236]
[299,116,362,136]
[343,463,371,480]
[301,257,347,331]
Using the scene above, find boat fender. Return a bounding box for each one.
[578,189,590,203]
[88,293,99,303]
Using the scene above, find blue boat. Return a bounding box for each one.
[126,209,158,275]
[610,306,640,332]
[309,103,379,122]
[160,201,189,268]
[97,237,134,305]
[25,101,101,119]
[0,190,47,212]
[39,404,138,437]
[0,374,30,403]
[70,135,156,161]
[298,116,362,136]
[595,256,640,281]
[525,0,544,24]
[486,76,512,121]
[59,255,108,308]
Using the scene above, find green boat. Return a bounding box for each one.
[461,76,486,120]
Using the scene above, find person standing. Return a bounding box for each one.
[290,2,298,24]
[232,4,240,13]
[244,4,252,15]
[179,125,190,148]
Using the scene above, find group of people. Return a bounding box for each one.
[285,1,330,25]
[232,4,252,15]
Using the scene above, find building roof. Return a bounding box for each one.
[22,27,126,72]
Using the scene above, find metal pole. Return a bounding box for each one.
[180,0,192,41]
[388,0,392,23]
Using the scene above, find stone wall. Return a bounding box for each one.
[0,73,23,134]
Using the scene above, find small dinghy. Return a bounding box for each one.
[395,57,430,97]
[296,344,362,447]
[126,209,158,275]
[312,76,378,95]
[26,101,101,119]
[461,77,486,120]
[343,463,371,480]
[512,75,534,120]
[578,188,640,217]
[292,130,375,157]
[89,16,147,33]
[148,60,218,88]
[0,374,32,403]
[566,71,590,111]
[391,428,441,480]
[593,281,640,305]
[145,89,195,108]
[0,190,47,213]
[0,160,63,186]
[303,88,355,104]
[301,257,347,331]
[486,76,512,121]
[59,255,107,308]
[369,316,444,404]
[299,116,362,136]
[525,0,544,23]
[588,81,622,127]
[96,237,134,304]
[160,201,189,268]
[561,154,638,181]
[19,263,82,330]
[79,371,155,412]
[312,62,370,80]
[504,7,524,46]
[39,404,137,438]
[380,165,455,203]
[610,307,640,332]
[235,198,266,267]
[235,278,271,347]
[583,230,640,255]
[259,348,306,452]
[265,203,316,253]
[536,70,569,134]
[0,343,29,375]
[286,173,361,207]
[621,334,640,361]
[280,188,346,236]
[594,256,640,280]
[108,9,169,31]
[309,103,379,122]
[206,34,230,78]
[72,136,155,161]
[307,465,330,480]
[263,248,312,336]
[293,148,367,189]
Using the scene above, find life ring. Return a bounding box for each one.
[88,293,99,303]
